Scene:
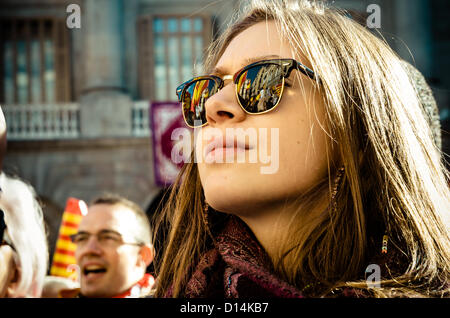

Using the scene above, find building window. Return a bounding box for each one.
[138,15,212,101]
[0,18,71,104]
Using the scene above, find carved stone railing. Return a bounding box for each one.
[2,101,152,140]
[2,103,80,140]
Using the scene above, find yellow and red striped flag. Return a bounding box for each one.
[237,70,248,91]
[273,82,283,96]
[191,80,208,112]
[50,198,88,281]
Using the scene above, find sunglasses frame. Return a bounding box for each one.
[176,58,317,128]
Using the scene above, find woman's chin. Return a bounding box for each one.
[204,188,270,216]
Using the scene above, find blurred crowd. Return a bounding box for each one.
[0,107,160,298]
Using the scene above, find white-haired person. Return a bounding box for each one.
[0,107,49,297]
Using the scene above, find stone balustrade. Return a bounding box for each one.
[2,103,80,140]
[2,100,151,140]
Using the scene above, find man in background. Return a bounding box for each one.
[60,194,154,298]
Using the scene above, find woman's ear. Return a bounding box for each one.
[138,245,155,267]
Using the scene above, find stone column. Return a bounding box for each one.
[79,0,132,138]
[123,0,139,100]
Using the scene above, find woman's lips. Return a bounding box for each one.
[205,146,249,162]
[204,136,252,162]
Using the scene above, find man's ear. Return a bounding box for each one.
[138,244,154,267]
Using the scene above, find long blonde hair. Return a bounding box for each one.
[154,0,450,297]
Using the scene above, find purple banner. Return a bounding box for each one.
[150,101,186,187]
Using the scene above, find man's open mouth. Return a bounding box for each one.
[83,265,107,276]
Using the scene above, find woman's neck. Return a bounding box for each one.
[238,196,329,262]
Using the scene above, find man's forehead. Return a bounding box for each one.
[78,203,137,233]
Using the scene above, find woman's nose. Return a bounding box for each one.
[204,84,246,127]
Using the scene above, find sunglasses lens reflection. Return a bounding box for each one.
[182,78,219,127]
[236,63,284,113]
[180,63,285,127]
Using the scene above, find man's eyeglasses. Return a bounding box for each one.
[70,229,143,248]
[176,58,317,128]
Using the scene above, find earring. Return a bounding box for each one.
[381,233,388,254]
[331,166,345,214]
[202,200,209,228]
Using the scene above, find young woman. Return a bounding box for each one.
[153,0,450,297]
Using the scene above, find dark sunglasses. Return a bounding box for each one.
[176,58,316,128]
